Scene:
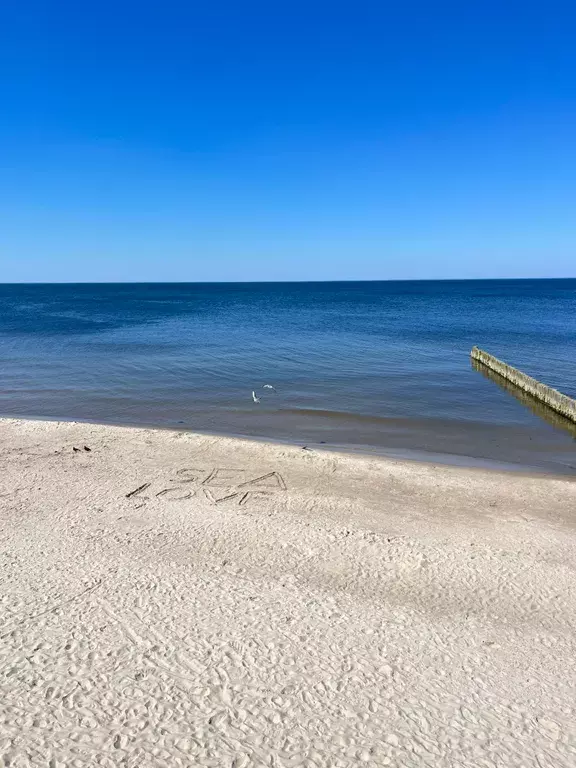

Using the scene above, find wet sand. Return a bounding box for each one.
[1,417,575,767]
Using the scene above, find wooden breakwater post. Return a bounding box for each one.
[471,347,576,424]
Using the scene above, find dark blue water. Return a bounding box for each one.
[1,280,575,473]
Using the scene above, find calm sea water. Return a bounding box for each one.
[1,280,575,474]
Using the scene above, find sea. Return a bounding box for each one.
[1,280,575,475]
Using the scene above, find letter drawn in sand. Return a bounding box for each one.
[202,468,248,487]
[202,488,241,505]
[175,468,208,483]
[156,487,196,500]
[126,482,151,499]
[238,471,287,491]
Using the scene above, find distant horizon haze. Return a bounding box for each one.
[1,277,575,285]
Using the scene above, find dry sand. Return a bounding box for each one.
[1,417,575,767]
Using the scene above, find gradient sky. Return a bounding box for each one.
[1,1,575,282]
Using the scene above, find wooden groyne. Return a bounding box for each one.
[471,357,576,437]
[471,347,576,424]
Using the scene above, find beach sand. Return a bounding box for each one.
[1,417,575,767]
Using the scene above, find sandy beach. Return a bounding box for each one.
[1,417,575,767]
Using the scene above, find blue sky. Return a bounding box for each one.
[1,1,575,281]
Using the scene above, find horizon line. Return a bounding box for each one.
[1,276,575,286]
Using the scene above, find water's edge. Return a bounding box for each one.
[3,412,575,479]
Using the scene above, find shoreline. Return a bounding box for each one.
[2,410,576,479]
[1,416,576,765]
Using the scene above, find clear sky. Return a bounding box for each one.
[1,1,575,282]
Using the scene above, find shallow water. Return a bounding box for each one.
[1,280,575,474]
